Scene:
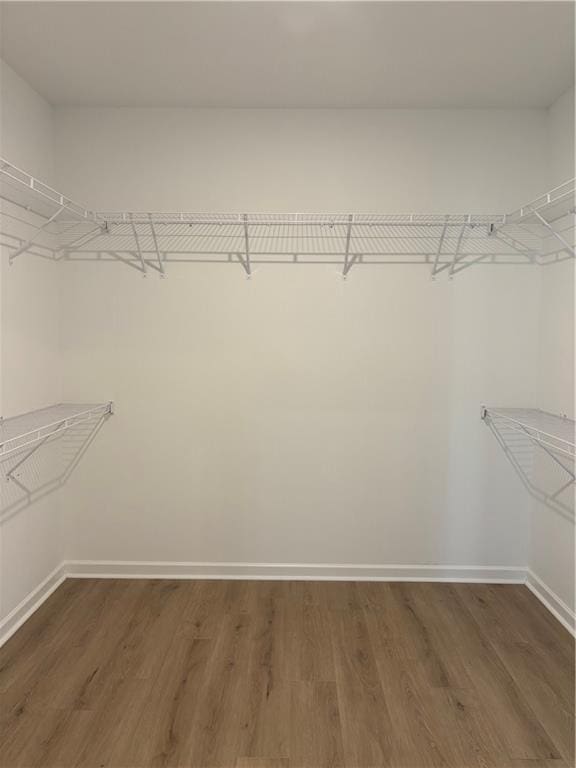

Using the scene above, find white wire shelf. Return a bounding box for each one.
[0,160,94,222]
[482,406,575,461]
[0,402,113,461]
[496,179,576,266]
[1,156,574,277]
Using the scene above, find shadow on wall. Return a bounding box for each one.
[0,416,108,522]
[487,419,575,523]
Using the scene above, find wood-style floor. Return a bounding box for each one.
[0,579,573,768]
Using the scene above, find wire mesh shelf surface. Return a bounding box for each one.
[1,157,574,275]
[482,407,575,460]
[0,160,94,222]
[0,402,113,460]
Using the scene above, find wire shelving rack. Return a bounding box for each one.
[482,406,575,513]
[482,407,575,460]
[0,403,113,477]
[482,406,575,499]
[1,158,574,278]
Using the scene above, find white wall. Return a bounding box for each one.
[55,107,546,569]
[0,62,55,181]
[0,61,63,623]
[56,108,548,212]
[528,88,575,613]
[547,86,575,189]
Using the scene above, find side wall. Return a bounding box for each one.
[55,107,546,573]
[0,62,64,628]
[528,87,575,618]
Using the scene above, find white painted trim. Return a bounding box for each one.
[526,569,576,637]
[0,562,66,647]
[65,560,526,583]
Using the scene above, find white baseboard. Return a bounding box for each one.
[526,569,576,636]
[65,559,526,583]
[3,561,572,649]
[0,562,66,647]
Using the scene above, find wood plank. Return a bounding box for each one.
[289,680,344,768]
[493,585,573,661]
[0,708,90,768]
[0,579,146,762]
[181,580,252,639]
[384,582,475,688]
[456,583,574,763]
[240,586,290,760]
[102,579,192,681]
[364,607,493,767]
[62,677,151,768]
[40,579,148,711]
[108,638,213,767]
[0,579,113,695]
[185,611,256,767]
[410,584,562,761]
[488,640,575,765]
[330,607,394,766]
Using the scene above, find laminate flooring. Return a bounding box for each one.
[0,579,573,767]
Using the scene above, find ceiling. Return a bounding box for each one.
[0,1,573,109]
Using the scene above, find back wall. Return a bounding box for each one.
[54,107,547,571]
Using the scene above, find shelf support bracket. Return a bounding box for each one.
[448,223,468,277]
[5,429,60,480]
[56,225,107,260]
[6,472,31,497]
[431,218,449,277]
[521,428,576,481]
[148,216,165,277]
[343,253,359,278]
[9,205,65,264]
[236,252,250,275]
[106,250,146,274]
[451,252,491,275]
[432,222,468,277]
[491,229,537,263]
[343,214,354,276]
[532,209,575,260]
[241,214,252,276]
[551,477,575,501]
[130,215,147,275]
